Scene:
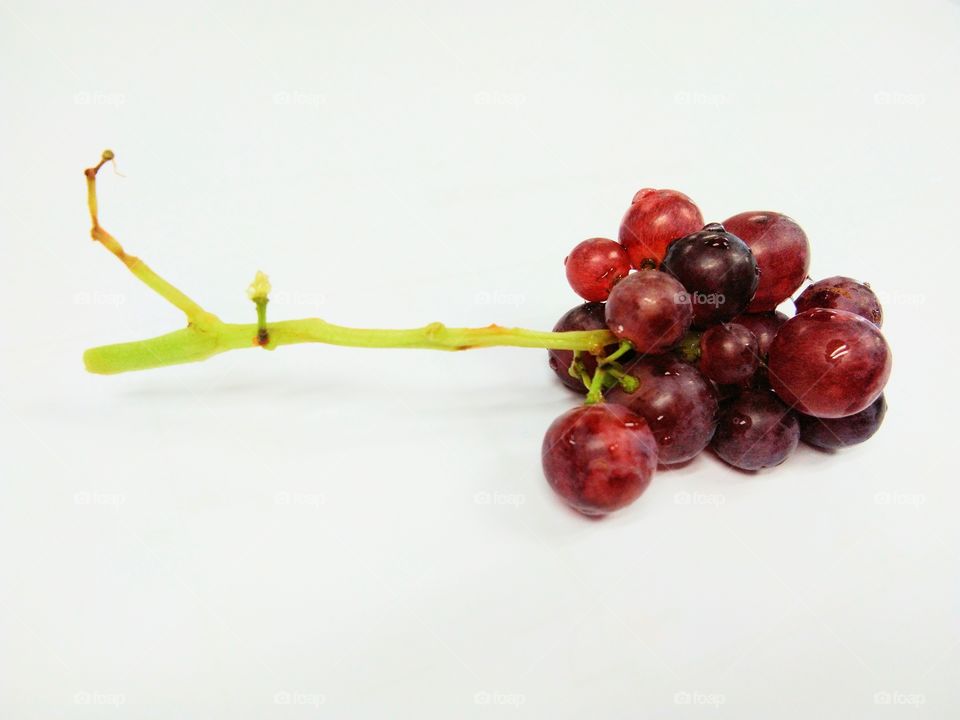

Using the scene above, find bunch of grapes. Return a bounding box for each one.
[545,191,892,516]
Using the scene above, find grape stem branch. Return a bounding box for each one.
[82,151,617,375]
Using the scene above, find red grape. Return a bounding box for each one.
[606,354,718,464]
[722,211,810,312]
[605,270,693,353]
[619,188,704,267]
[712,390,800,470]
[541,404,658,516]
[661,223,760,326]
[564,238,632,302]
[794,276,883,326]
[730,311,788,358]
[768,308,892,418]
[547,302,620,393]
[799,394,887,449]
[699,324,760,385]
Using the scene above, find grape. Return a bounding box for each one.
[794,276,883,327]
[564,238,632,302]
[661,223,760,327]
[698,323,760,385]
[541,404,658,516]
[606,354,718,464]
[767,308,892,418]
[722,211,810,312]
[799,394,887,450]
[604,270,693,353]
[712,390,799,470]
[547,302,619,393]
[730,311,788,358]
[619,188,704,267]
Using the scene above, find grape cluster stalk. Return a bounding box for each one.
[81,152,616,375]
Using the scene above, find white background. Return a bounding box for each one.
[1,1,957,717]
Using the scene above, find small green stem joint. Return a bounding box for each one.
[247,271,272,346]
[677,330,702,364]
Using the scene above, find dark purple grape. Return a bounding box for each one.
[542,404,658,516]
[604,270,692,353]
[661,223,760,326]
[712,390,799,470]
[606,355,718,464]
[547,302,616,393]
[722,211,810,312]
[768,308,892,418]
[698,323,760,385]
[794,276,883,327]
[799,394,887,449]
[730,311,788,358]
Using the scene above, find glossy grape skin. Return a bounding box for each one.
[768,308,892,418]
[605,270,693,353]
[722,211,810,312]
[618,188,704,267]
[698,324,760,385]
[606,355,718,464]
[794,276,883,327]
[541,404,658,516]
[712,390,800,470]
[730,311,788,358]
[564,238,632,302]
[661,223,760,327]
[799,394,887,450]
[547,302,618,393]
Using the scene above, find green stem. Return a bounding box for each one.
[255,299,269,345]
[599,340,633,366]
[80,150,617,377]
[607,366,639,392]
[83,320,616,375]
[584,366,608,405]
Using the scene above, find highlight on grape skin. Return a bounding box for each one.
[80,150,892,518]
